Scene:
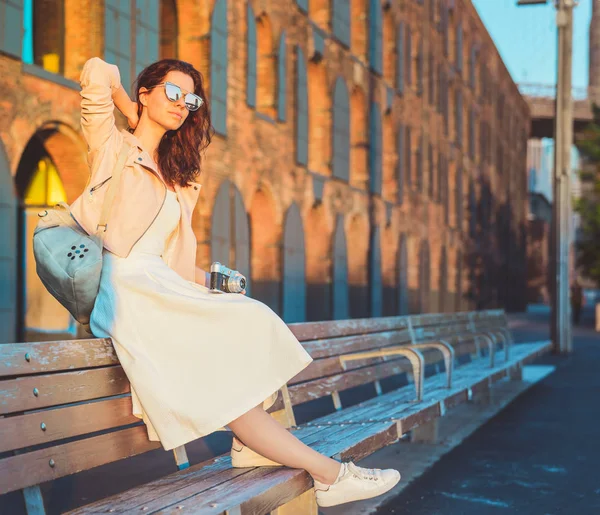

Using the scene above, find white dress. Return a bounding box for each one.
[90,190,314,451]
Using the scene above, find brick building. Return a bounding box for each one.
[0,0,529,343]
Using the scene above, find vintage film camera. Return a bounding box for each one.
[209,262,247,294]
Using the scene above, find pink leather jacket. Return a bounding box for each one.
[70,57,202,282]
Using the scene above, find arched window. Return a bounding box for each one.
[416,37,424,96]
[418,241,430,313]
[296,47,308,165]
[246,3,257,107]
[17,154,73,339]
[133,1,160,79]
[397,233,409,315]
[211,0,228,136]
[332,0,350,47]
[282,203,306,322]
[396,23,405,95]
[332,215,349,320]
[369,102,382,194]
[277,32,287,121]
[104,0,134,95]
[397,124,405,204]
[368,0,382,74]
[439,246,448,312]
[211,180,251,295]
[332,77,350,181]
[370,226,382,317]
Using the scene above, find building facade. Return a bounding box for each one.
[0,0,530,343]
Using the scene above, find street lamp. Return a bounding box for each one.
[517,0,575,354]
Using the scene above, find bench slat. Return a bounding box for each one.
[289,317,409,341]
[0,396,137,453]
[0,339,117,378]
[0,366,129,415]
[0,425,160,495]
[301,329,412,359]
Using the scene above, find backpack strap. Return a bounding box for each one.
[95,141,132,240]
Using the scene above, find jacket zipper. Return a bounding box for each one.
[89,176,112,195]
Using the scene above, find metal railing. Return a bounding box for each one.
[518,82,588,101]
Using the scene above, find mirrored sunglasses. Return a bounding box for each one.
[154,81,204,111]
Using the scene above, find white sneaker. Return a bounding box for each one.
[313,461,401,508]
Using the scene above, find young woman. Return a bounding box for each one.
[70,56,401,508]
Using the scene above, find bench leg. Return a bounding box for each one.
[271,488,318,515]
[509,363,523,380]
[411,418,440,444]
[22,486,45,515]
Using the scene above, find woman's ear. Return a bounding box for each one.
[138,87,149,107]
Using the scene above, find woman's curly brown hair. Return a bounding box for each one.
[130,59,213,187]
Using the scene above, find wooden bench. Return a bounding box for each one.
[0,310,551,515]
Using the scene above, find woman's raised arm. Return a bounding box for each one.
[79,57,136,154]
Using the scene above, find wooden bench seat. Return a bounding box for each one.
[0,310,552,515]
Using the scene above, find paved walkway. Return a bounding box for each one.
[374,307,600,515]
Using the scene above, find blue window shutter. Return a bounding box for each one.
[211,0,228,136]
[332,215,349,320]
[406,25,412,86]
[369,102,382,195]
[368,0,382,74]
[456,22,463,72]
[439,246,447,312]
[246,4,257,108]
[134,0,159,79]
[405,126,412,188]
[456,165,463,230]
[296,0,307,12]
[0,146,17,343]
[437,150,443,203]
[396,23,404,94]
[370,226,382,317]
[417,38,423,95]
[419,241,430,313]
[428,143,434,198]
[283,203,306,323]
[296,47,308,165]
[2,0,23,59]
[397,234,408,315]
[277,32,287,121]
[397,124,404,204]
[105,0,132,96]
[332,77,350,181]
[211,180,231,265]
[332,0,350,47]
[233,187,251,297]
[417,132,423,192]
[469,107,475,159]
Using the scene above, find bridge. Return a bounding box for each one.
[519,83,594,139]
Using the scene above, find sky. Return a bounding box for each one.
[472,0,592,96]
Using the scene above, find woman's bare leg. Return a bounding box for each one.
[227,405,342,485]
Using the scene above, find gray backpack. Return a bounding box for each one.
[32,142,131,333]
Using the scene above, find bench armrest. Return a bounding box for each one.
[339,347,425,402]
[409,339,455,388]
